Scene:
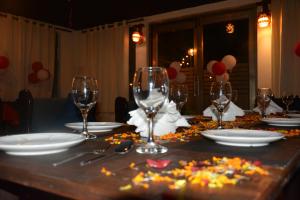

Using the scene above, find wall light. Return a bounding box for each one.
[258,0,271,28]
[131,24,144,44]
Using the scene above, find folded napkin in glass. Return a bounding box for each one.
[203,102,245,121]
[253,100,283,115]
[127,100,190,137]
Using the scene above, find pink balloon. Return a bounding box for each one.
[222,55,237,70]
[37,68,50,81]
[206,60,217,74]
[176,72,186,83]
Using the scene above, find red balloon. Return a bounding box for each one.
[166,67,177,79]
[28,72,39,84]
[0,56,9,69]
[295,42,300,57]
[32,61,43,72]
[212,62,226,75]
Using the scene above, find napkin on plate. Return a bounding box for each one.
[253,100,283,114]
[203,102,245,121]
[127,100,190,137]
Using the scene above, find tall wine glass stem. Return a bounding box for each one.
[217,111,223,129]
[81,109,96,139]
[147,115,155,144]
[81,110,88,135]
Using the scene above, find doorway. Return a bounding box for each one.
[150,7,257,114]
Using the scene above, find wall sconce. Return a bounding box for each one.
[257,0,271,28]
[131,24,144,44]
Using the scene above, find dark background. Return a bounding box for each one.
[0,0,224,29]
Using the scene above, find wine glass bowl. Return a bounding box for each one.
[133,67,169,154]
[257,88,272,118]
[282,93,294,113]
[72,76,98,139]
[210,81,232,129]
[169,84,188,113]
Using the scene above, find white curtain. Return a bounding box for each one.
[59,23,129,121]
[0,13,55,100]
[271,0,300,96]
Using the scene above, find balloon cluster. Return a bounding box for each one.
[166,61,187,83]
[206,55,237,82]
[295,42,300,57]
[28,61,50,84]
[0,55,9,70]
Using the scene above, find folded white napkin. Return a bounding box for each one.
[203,102,245,121]
[127,100,190,137]
[253,100,283,114]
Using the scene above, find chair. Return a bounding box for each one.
[114,97,138,123]
[31,93,97,132]
[0,89,33,134]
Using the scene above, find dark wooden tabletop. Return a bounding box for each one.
[0,124,300,200]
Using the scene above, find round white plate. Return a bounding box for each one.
[201,129,284,147]
[0,133,85,156]
[287,113,300,118]
[261,118,300,127]
[65,122,124,132]
[182,115,197,119]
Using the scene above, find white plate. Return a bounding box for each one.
[65,122,124,132]
[182,115,197,119]
[287,113,300,118]
[261,118,300,127]
[201,129,284,147]
[0,133,85,156]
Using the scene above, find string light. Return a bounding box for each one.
[226,23,234,34]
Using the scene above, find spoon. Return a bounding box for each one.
[80,140,134,166]
[52,142,111,167]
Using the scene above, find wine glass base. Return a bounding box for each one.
[82,133,97,140]
[136,142,168,154]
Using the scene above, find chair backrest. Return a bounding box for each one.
[31,93,97,132]
[115,97,129,123]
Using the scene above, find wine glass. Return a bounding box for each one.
[72,76,98,139]
[132,67,169,154]
[257,88,272,118]
[210,81,232,129]
[169,83,188,113]
[282,92,294,113]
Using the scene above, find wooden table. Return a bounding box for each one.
[1,124,300,200]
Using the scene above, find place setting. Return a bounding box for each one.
[201,83,285,147]
[253,88,300,127]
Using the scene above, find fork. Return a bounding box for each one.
[52,141,110,167]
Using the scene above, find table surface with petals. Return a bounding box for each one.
[0,114,300,200]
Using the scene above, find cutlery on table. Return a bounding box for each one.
[80,140,134,166]
[52,142,110,167]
